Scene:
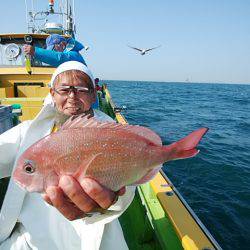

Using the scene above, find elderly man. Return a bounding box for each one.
[23,34,86,67]
[0,61,135,249]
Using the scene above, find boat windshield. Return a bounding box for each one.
[0,37,52,68]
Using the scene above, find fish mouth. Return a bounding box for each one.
[14,180,41,193]
[13,174,40,193]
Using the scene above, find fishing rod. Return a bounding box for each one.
[24,35,33,75]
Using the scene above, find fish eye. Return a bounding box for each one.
[24,163,35,174]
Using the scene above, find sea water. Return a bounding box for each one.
[107,81,250,250]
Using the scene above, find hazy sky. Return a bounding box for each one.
[1,0,250,83]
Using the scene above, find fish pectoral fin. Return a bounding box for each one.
[73,153,102,181]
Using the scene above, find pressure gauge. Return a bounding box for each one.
[5,43,20,59]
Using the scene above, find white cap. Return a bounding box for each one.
[50,61,95,88]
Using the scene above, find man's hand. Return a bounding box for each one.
[42,176,126,221]
[23,45,35,57]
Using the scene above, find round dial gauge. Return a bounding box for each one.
[5,43,20,59]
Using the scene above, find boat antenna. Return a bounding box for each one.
[59,0,64,26]
[24,0,29,32]
[24,0,75,36]
[72,0,76,34]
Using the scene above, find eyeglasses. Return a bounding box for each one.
[53,86,92,96]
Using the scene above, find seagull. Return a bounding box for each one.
[127,45,161,55]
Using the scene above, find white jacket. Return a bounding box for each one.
[0,104,135,250]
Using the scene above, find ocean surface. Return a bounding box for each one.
[106,81,250,250]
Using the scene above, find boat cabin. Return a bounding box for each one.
[0,33,55,121]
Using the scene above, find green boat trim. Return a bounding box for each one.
[99,85,222,250]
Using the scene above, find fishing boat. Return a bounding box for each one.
[0,1,221,249]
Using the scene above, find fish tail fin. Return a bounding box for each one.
[164,127,208,160]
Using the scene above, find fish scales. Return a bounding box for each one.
[13,116,208,192]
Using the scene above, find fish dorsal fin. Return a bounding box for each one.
[61,115,162,146]
[61,115,119,130]
[60,114,98,130]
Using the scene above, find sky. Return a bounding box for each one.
[1,0,250,84]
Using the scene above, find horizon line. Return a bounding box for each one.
[101,80,250,85]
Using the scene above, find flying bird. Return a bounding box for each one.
[127,45,161,55]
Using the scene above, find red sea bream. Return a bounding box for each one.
[13,115,208,192]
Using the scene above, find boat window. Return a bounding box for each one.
[0,37,52,67]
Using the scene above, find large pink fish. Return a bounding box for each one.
[13,115,208,192]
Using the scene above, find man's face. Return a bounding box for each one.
[50,70,96,116]
[53,41,67,52]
